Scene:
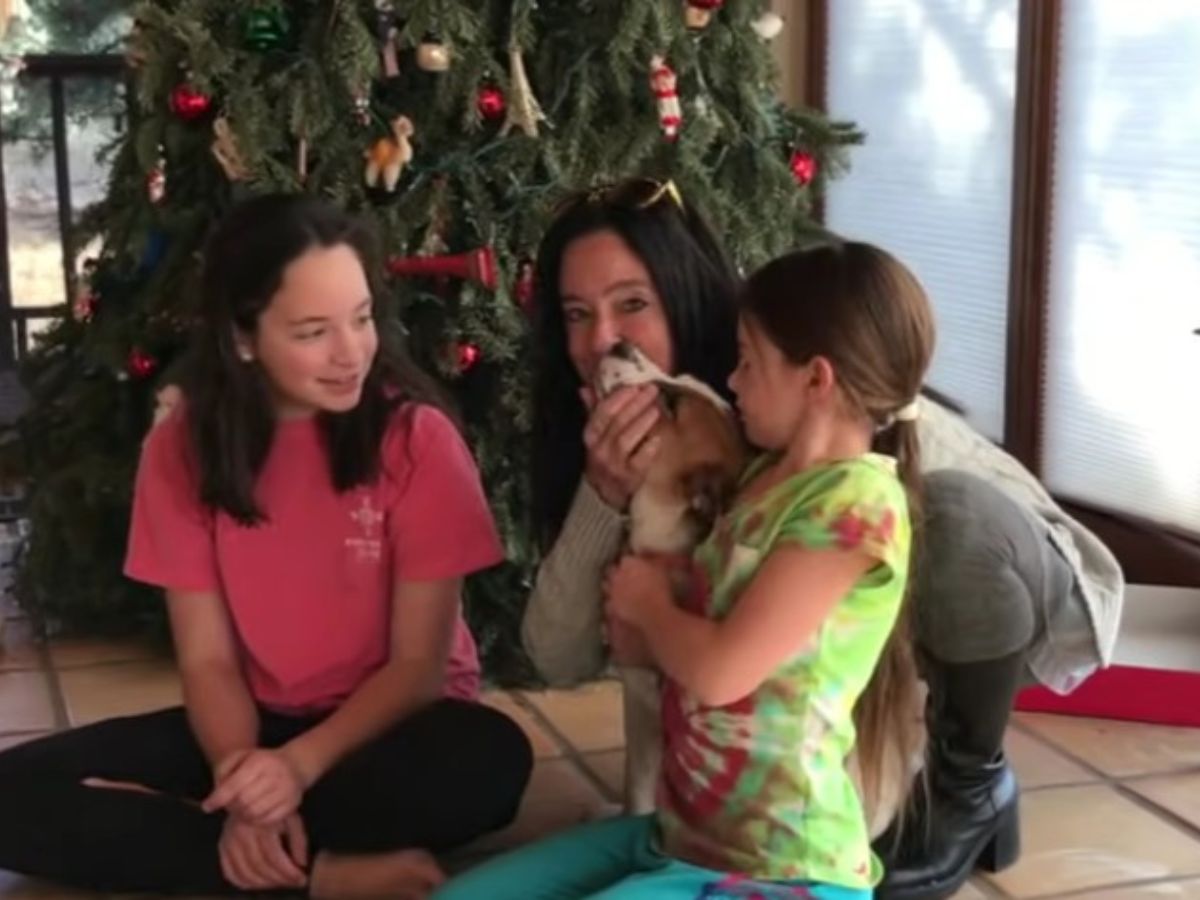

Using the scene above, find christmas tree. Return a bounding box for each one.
[0,0,860,684]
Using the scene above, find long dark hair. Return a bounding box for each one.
[181,192,447,524]
[740,241,936,821]
[531,181,740,549]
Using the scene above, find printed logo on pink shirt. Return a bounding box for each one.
[346,493,383,563]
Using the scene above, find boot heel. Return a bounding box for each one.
[977,799,1020,872]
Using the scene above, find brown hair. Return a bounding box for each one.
[740,240,936,822]
[183,193,451,524]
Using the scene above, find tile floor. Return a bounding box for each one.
[2,610,1199,899]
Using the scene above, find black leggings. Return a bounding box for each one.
[0,698,532,894]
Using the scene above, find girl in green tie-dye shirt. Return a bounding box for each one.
[435,241,935,900]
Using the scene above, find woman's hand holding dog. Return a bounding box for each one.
[581,385,662,510]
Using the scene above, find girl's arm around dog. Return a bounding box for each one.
[606,547,872,707]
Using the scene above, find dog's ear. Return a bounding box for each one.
[683,463,735,539]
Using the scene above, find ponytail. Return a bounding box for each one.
[853,417,924,832]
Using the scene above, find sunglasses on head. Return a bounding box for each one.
[549,177,685,221]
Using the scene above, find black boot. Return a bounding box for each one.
[874,652,1025,900]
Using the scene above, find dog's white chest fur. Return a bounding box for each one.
[627,492,695,556]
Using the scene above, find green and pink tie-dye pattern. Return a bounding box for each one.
[657,454,911,891]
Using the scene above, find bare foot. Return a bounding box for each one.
[81,777,162,796]
[81,777,202,808]
[309,848,445,899]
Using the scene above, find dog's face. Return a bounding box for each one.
[595,341,746,555]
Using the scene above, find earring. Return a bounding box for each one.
[237,348,254,363]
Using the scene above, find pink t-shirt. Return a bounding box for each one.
[124,403,503,714]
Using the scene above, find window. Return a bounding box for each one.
[824,0,1021,440]
[1043,0,1200,535]
[816,0,1200,578]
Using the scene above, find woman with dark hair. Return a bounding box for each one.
[519,180,1123,900]
[521,178,740,813]
[529,179,741,546]
[0,193,532,898]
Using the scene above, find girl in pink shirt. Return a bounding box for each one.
[0,194,531,898]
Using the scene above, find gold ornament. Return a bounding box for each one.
[499,42,547,138]
[297,136,309,183]
[416,40,451,72]
[752,11,785,40]
[211,117,250,181]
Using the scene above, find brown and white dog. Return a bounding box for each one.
[594,340,746,557]
[594,340,747,811]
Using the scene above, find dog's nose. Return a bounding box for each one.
[609,339,635,360]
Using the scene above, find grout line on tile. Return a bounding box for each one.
[1111,779,1200,845]
[51,654,170,672]
[1038,874,1200,898]
[10,616,73,732]
[1008,716,1123,783]
[1022,777,1112,793]
[1013,713,1200,832]
[1010,715,1200,781]
[1012,715,1200,855]
[0,727,49,739]
[37,639,71,731]
[510,691,623,805]
[1120,766,1200,784]
[971,875,1013,898]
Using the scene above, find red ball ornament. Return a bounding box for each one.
[456,342,482,372]
[476,85,506,121]
[790,150,817,186]
[169,84,212,121]
[126,347,158,379]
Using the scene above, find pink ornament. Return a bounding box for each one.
[126,348,158,379]
[790,150,817,186]
[477,85,506,121]
[456,343,482,372]
[169,84,212,121]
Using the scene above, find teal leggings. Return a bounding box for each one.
[434,815,872,900]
